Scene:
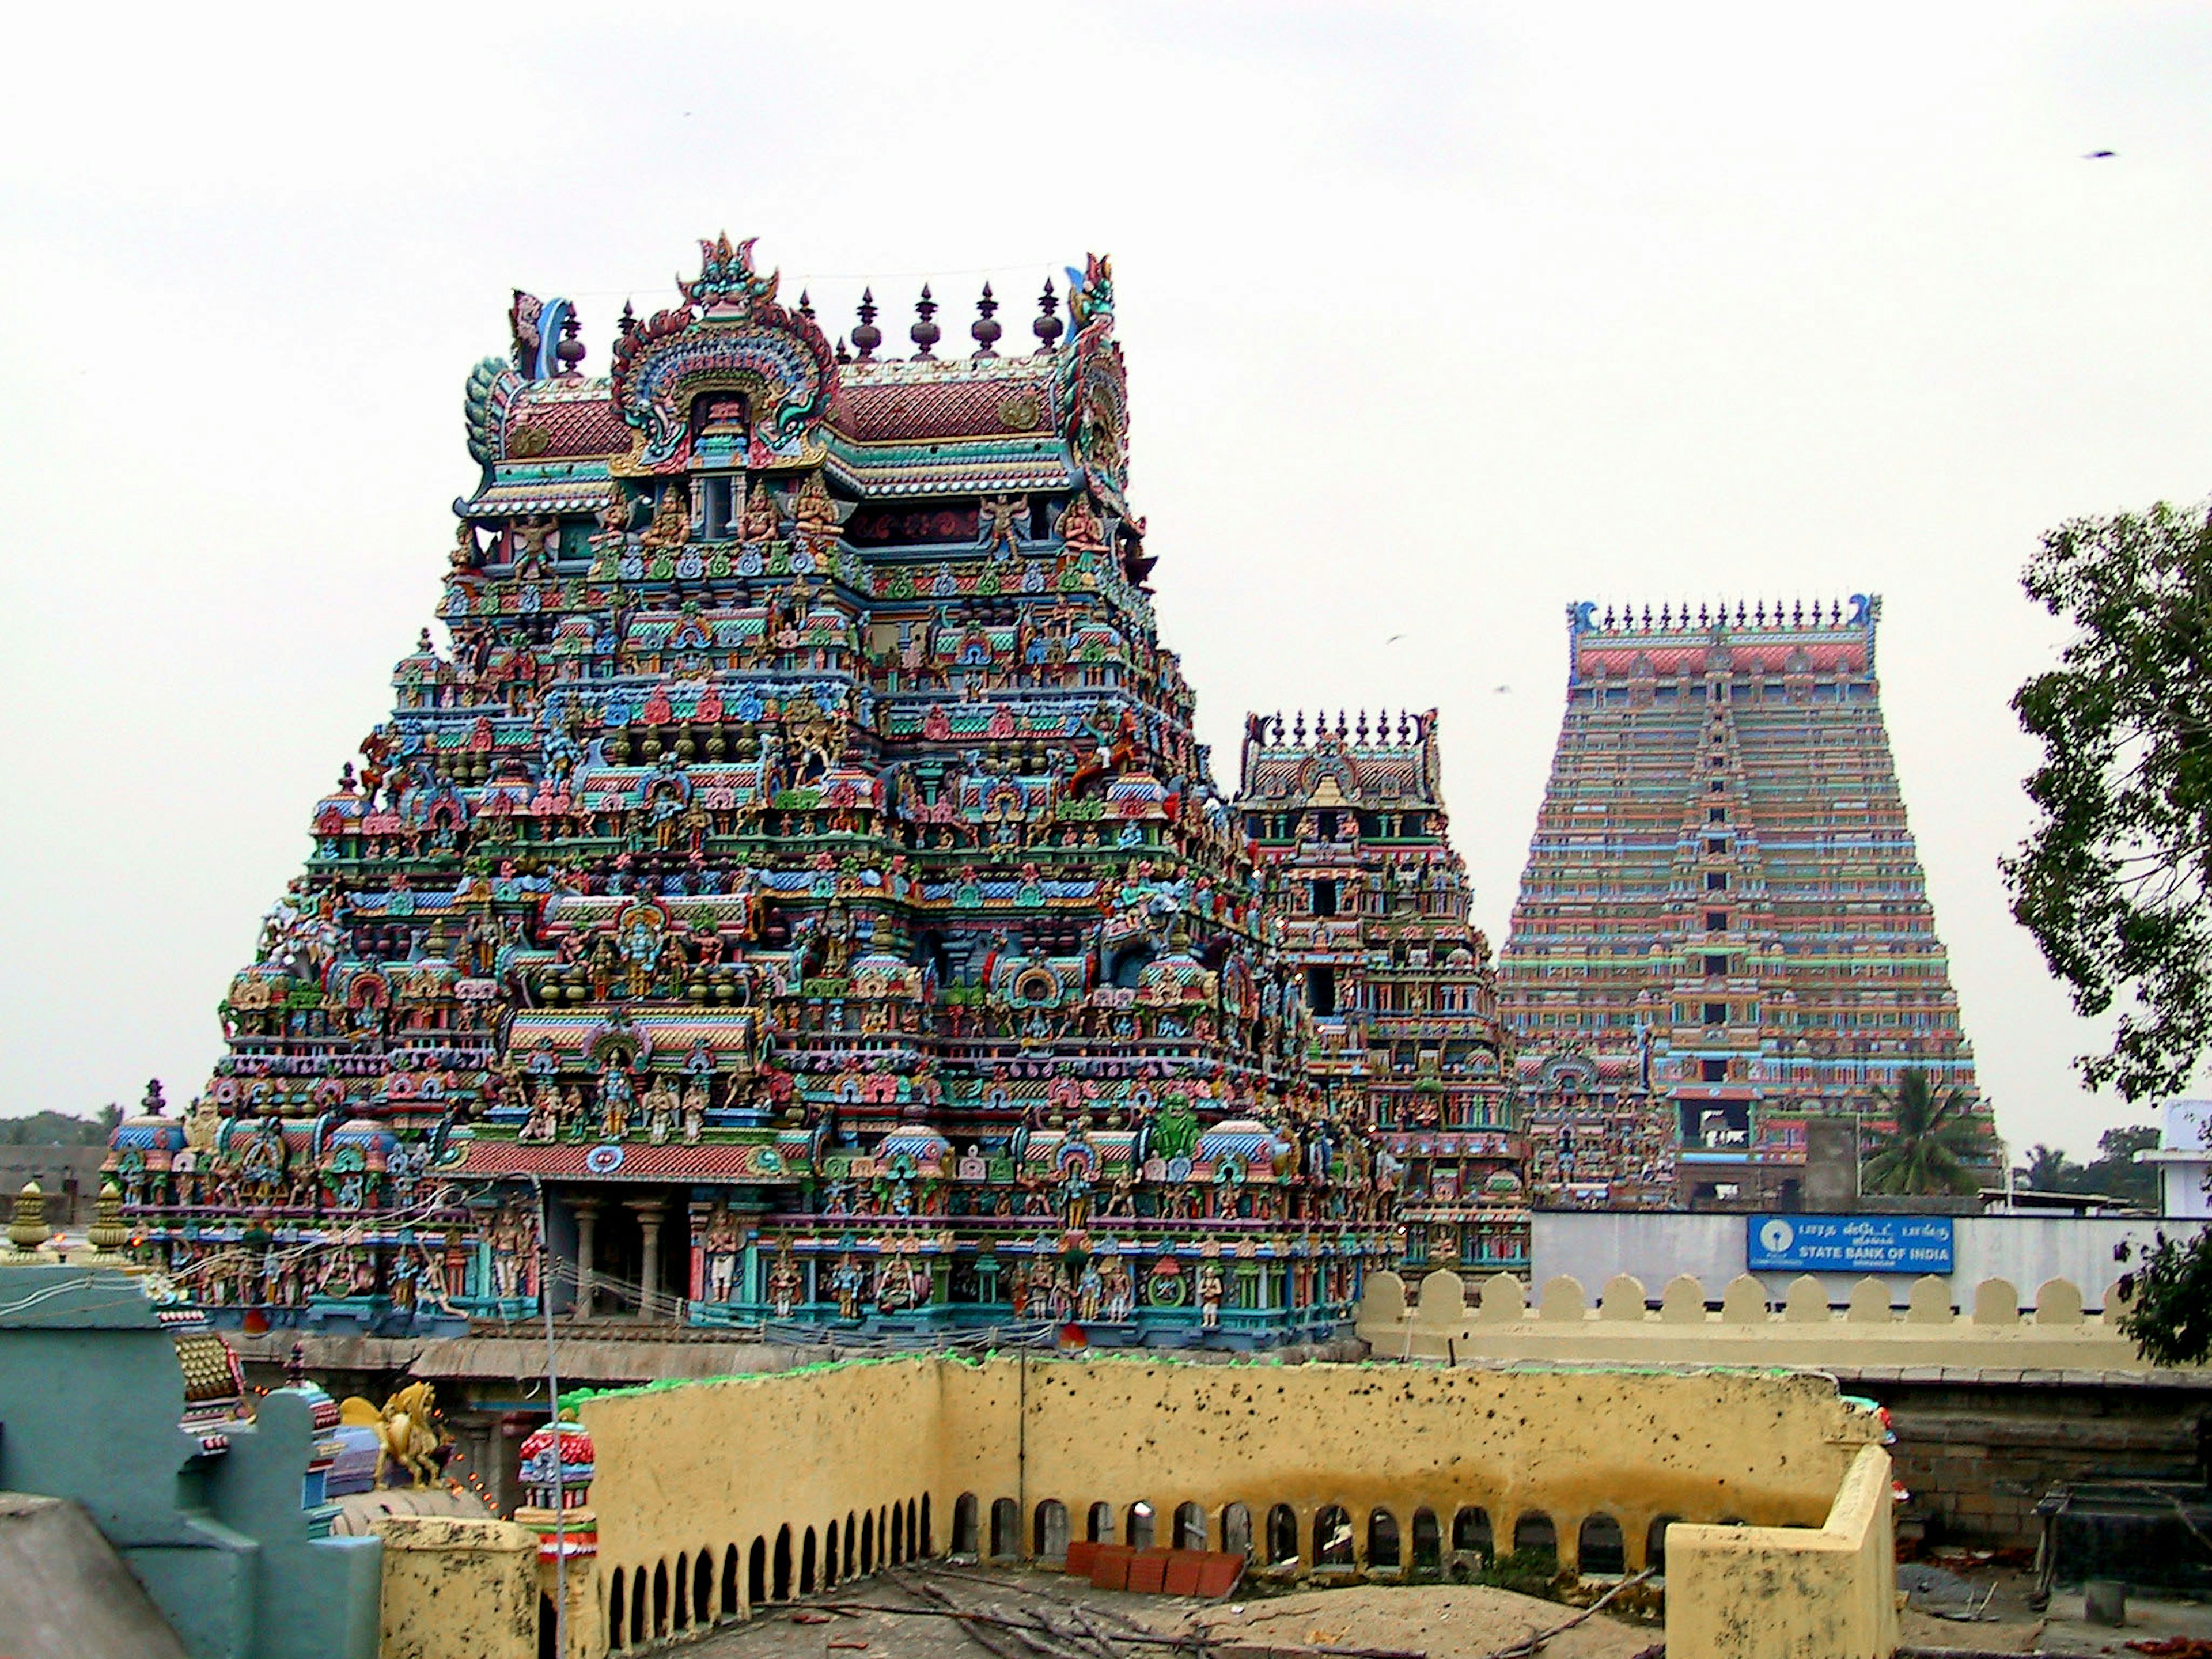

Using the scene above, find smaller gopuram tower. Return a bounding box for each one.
[1500,598,1992,1211]
[1236,710,1528,1276]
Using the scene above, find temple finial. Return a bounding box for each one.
[853,289,881,360]
[797,289,816,321]
[1033,278,1063,352]
[910,283,940,359]
[971,282,1001,359]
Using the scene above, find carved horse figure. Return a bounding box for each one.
[339,1381,449,1487]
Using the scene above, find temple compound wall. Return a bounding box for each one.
[1360,1270,2212,1554]
[569,1353,1893,1658]
[1355,1266,2187,1370]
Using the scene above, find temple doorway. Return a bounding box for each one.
[578,1190,691,1321]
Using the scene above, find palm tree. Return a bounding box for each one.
[1861,1069,1990,1197]
[2019,1143,2075,1192]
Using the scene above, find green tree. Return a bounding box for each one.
[0,1109,119,1147]
[2003,497,2212,1360]
[1861,1070,1990,1196]
[2018,1143,2076,1191]
[2081,1124,2161,1209]
[2002,498,2212,1102]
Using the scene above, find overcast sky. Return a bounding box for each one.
[5,3,2208,1158]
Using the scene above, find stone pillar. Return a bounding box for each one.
[573,1200,600,1320]
[630,1200,667,1322]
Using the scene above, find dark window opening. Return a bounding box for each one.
[700,474,738,540]
[1308,965,1338,1016]
[1706,911,1728,931]
[1703,954,1728,977]
[1700,1058,1728,1083]
[1512,1512,1558,1563]
[1368,1509,1402,1567]
[1266,1504,1299,1565]
[1709,806,1726,823]
[1453,1506,1493,1559]
[1310,878,1338,917]
[1706,836,1727,854]
[1705,872,1728,891]
[1702,1001,1728,1024]
[1578,1514,1626,1575]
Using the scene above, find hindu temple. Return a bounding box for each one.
[99,233,1508,1345]
[1498,598,1991,1210]
[1234,711,1527,1275]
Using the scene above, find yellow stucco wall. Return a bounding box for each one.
[1358,1267,2187,1372]
[579,1358,946,1648]
[373,1514,538,1659]
[1666,1442,1901,1659]
[940,1357,1873,1572]
[571,1354,1884,1658]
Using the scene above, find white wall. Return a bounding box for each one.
[2159,1161,2212,1219]
[1530,1210,2209,1309]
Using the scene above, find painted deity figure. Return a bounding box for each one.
[639,478,690,551]
[790,471,839,548]
[1055,1164,1093,1229]
[642,1073,679,1144]
[739,479,778,546]
[512,516,557,580]
[1076,1259,1104,1322]
[703,1207,740,1303]
[875,1256,911,1312]
[979,493,1024,560]
[598,1064,634,1141]
[620,911,665,997]
[830,1253,864,1321]
[522,1075,561,1143]
[768,1249,803,1318]
[490,1209,526,1300]
[1196,1262,1225,1329]
[681,1077,709,1143]
[1102,1255,1134,1323]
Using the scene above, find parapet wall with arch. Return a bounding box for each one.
[933,1354,1875,1579]
[568,1351,1892,1658]
[1356,1267,2195,1370]
[576,1357,945,1653]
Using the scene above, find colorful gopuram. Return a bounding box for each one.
[1499,599,1990,1210]
[106,235,1399,1344]
[1235,711,1527,1275]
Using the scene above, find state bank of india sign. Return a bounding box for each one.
[1747,1214,1955,1274]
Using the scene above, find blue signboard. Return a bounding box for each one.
[1747,1214,1954,1274]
